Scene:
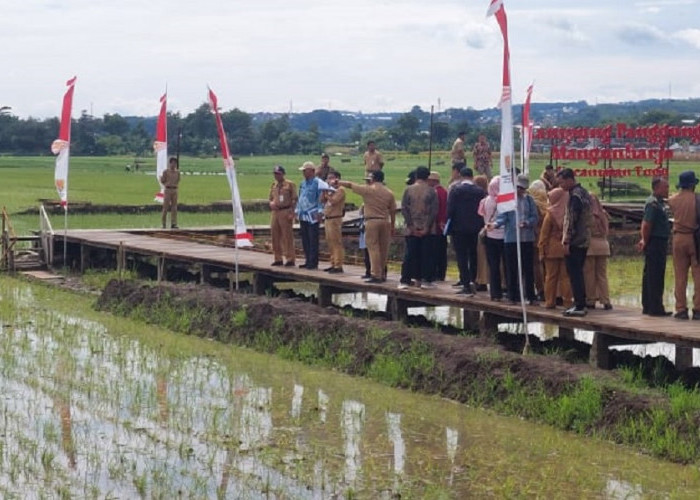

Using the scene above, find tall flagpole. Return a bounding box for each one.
[52,76,76,269]
[487,0,530,352]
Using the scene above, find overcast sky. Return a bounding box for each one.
[3,0,700,119]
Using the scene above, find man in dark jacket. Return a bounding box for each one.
[557,168,592,316]
[447,167,486,295]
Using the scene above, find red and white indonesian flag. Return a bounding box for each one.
[153,93,168,203]
[487,0,516,213]
[207,87,253,247]
[522,83,534,175]
[51,76,76,210]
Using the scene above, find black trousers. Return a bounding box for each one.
[299,221,319,269]
[642,237,667,314]
[504,241,536,302]
[565,246,588,309]
[485,236,504,299]
[452,231,479,286]
[433,234,447,281]
[401,235,435,284]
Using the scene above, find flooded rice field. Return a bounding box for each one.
[1,276,700,498]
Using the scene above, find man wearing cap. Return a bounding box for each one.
[268,165,297,267]
[339,170,396,283]
[668,170,700,320]
[316,153,333,181]
[427,170,448,281]
[451,132,466,167]
[363,140,384,176]
[399,166,438,289]
[323,170,346,273]
[557,167,592,317]
[160,156,181,229]
[472,134,493,179]
[295,161,325,270]
[447,166,486,296]
[638,176,671,316]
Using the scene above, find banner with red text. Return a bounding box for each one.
[207,87,253,247]
[51,76,77,210]
[153,93,168,203]
[487,0,515,212]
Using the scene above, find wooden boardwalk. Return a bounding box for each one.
[55,229,700,370]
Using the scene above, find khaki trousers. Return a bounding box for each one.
[161,188,178,227]
[672,233,700,312]
[543,258,572,308]
[475,237,488,285]
[270,209,295,263]
[584,255,610,306]
[365,219,390,279]
[324,218,344,268]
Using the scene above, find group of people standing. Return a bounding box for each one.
[639,171,700,320]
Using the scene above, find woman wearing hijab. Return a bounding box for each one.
[529,179,549,300]
[479,176,505,300]
[584,193,613,310]
[538,187,573,309]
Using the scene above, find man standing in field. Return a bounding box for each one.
[323,171,346,274]
[638,176,671,316]
[557,168,592,317]
[339,170,396,283]
[160,157,180,229]
[472,134,493,179]
[363,140,384,176]
[296,161,325,270]
[268,165,297,267]
[316,153,333,181]
[450,131,466,167]
[668,170,700,320]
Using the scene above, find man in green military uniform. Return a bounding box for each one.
[638,176,670,316]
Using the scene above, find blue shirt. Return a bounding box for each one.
[494,194,539,243]
[296,177,324,224]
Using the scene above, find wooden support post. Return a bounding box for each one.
[590,331,611,369]
[559,326,575,341]
[253,272,273,296]
[157,256,165,284]
[201,264,211,285]
[80,244,88,273]
[463,309,480,332]
[676,345,694,371]
[386,296,408,322]
[318,284,334,308]
[479,312,502,336]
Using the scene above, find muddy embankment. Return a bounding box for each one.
[96,279,700,463]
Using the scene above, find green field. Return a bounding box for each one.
[1,153,699,234]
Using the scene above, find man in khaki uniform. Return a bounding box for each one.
[323,171,346,273]
[363,140,384,176]
[160,157,181,229]
[339,170,396,283]
[316,153,333,181]
[450,131,466,166]
[668,170,700,320]
[268,165,298,267]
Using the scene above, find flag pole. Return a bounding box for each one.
[63,207,67,268]
[428,105,434,171]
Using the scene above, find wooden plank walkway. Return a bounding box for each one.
[56,229,700,369]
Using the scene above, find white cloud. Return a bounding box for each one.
[674,28,700,49]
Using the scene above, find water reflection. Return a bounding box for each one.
[1,279,700,497]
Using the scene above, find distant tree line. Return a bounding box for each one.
[0,99,697,157]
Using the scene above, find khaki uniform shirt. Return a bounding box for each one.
[269,179,297,210]
[363,150,384,173]
[349,182,396,220]
[450,138,465,164]
[324,187,346,218]
[668,190,698,234]
[161,169,180,189]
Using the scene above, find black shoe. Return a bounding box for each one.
[563,307,587,317]
[328,267,344,274]
[366,277,383,284]
[476,284,488,292]
[298,263,308,268]
[603,303,613,311]
[171,225,179,229]
[361,274,371,279]
[306,265,318,270]
[284,261,295,267]
[452,281,463,288]
[674,310,689,320]
[456,289,475,296]
[693,311,700,321]
[323,266,334,271]
[271,261,283,266]
[648,310,672,317]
